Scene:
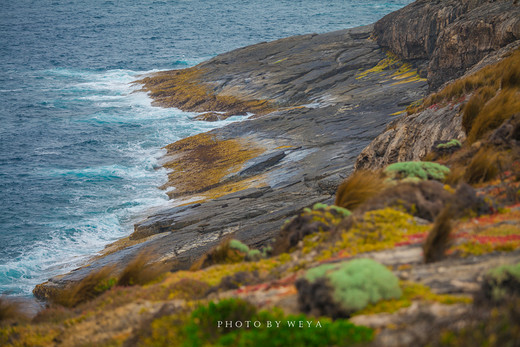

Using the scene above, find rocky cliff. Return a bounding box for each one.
[358,0,520,170]
[375,0,520,90]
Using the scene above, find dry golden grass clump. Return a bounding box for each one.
[466,89,520,143]
[463,147,502,184]
[407,48,520,143]
[47,266,116,308]
[190,238,246,271]
[423,207,453,263]
[335,170,386,210]
[0,297,27,324]
[117,252,170,287]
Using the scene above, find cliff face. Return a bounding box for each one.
[355,102,465,170]
[358,0,520,170]
[375,0,520,89]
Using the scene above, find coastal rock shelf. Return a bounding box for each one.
[35,0,520,296]
[35,24,429,295]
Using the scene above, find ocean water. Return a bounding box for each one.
[0,0,413,296]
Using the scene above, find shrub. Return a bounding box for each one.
[142,298,374,347]
[0,297,27,324]
[423,207,453,263]
[297,259,402,317]
[48,266,116,308]
[430,298,520,346]
[117,252,170,286]
[358,180,452,221]
[479,263,520,303]
[467,89,520,143]
[436,139,462,150]
[272,204,350,255]
[463,147,500,184]
[385,162,450,181]
[335,170,386,210]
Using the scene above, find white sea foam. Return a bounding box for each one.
[0,67,246,296]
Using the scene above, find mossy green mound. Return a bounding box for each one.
[385,161,450,181]
[481,262,520,302]
[303,259,402,313]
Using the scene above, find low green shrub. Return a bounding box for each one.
[480,263,520,303]
[436,139,462,149]
[142,298,374,347]
[385,162,450,181]
[297,259,402,317]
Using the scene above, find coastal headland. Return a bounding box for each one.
[3,0,520,345]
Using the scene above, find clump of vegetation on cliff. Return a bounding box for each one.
[117,252,170,287]
[0,298,27,325]
[408,48,520,145]
[272,203,350,255]
[296,259,401,318]
[335,170,387,210]
[423,207,453,263]
[479,262,520,303]
[385,161,450,182]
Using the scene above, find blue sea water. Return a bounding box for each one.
[0,0,413,296]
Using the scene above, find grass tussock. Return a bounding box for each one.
[117,252,170,287]
[463,147,501,184]
[48,266,116,308]
[190,238,245,271]
[335,170,386,210]
[407,49,520,142]
[444,165,467,186]
[466,89,520,143]
[0,297,27,324]
[423,207,453,263]
[461,86,496,133]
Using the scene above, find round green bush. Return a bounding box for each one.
[305,258,402,312]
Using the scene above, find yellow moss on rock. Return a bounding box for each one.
[136,67,275,116]
[356,52,425,85]
[318,208,430,261]
[353,281,472,316]
[0,325,61,347]
[161,133,264,198]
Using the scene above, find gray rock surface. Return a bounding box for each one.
[375,0,520,89]
[355,102,466,170]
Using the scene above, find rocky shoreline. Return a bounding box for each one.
[34,0,520,299]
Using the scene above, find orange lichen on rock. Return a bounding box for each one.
[161,133,264,198]
[136,67,275,116]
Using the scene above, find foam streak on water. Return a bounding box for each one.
[0,68,241,295]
